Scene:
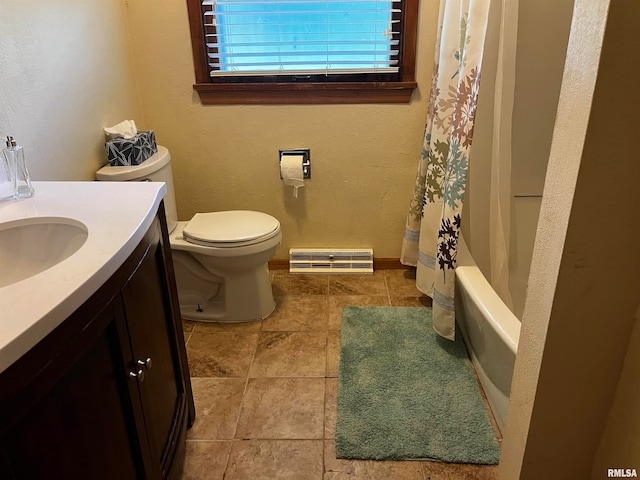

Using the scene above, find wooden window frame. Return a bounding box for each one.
[185,0,419,105]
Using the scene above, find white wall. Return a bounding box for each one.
[0,0,142,183]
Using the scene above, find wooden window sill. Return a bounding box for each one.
[193,81,418,105]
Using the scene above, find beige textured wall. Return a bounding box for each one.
[0,0,142,181]
[122,0,439,258]
[500,0,640,477]
[511,0,573,198]
[463,0,574,319]
[507,0,574,318]
[592,309,640,478]
[499,0,605,463]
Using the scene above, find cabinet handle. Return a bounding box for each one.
[137,357,153,370]
[129,369,145,383]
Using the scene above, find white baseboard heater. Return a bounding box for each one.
[289,248,374,274]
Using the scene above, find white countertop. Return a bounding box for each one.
[0,181,167,373]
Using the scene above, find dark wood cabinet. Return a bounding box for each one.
[0,204,194,480]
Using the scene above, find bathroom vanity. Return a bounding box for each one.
[0,182,194,479]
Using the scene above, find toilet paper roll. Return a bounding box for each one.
[280,155,305,198]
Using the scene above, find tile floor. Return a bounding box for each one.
[180,269,500,480]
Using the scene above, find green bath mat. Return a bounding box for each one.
[336,306,500,464]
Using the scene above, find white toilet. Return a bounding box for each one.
[96,146,282,322]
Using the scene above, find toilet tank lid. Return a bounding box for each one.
[183,211,280,243]
[96,146,170,181]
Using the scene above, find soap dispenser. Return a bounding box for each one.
[3,136,34,198]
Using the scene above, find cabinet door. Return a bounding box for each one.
[121,220,187,479]
[0,304,143,480]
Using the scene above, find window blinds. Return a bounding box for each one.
[201,0,402,76]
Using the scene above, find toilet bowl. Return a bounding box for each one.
[96,146,282,322]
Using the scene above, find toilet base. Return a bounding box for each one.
[179,299,275,323]
[174,252,276,322]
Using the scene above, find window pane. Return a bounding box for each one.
[206,0,399,75]
[188,0,418,104]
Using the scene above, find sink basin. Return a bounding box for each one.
[0,217,88,288]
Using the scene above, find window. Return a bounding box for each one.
[186,0,419,104]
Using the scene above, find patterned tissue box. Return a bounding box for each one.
[105,130,157,166]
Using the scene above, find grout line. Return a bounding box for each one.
[223,330,261,476]
[245,374,329,379]
[190,319,199,334]
[323,339,329,434]
[326,292,338,473]
[382,270,392,305]
[215,437,327,442]
[322,353,328,478]
[325,298,331,380]
[324,294,330,331]
[184,439,231,443]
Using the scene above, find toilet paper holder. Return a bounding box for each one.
[279,149,311,179]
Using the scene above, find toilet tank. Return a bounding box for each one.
[96,146,178,233]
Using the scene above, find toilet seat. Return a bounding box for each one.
[183,211,281,248]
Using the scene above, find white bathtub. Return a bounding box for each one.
[455,236,521,434]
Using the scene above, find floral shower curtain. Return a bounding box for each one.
[401,0,491,340]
